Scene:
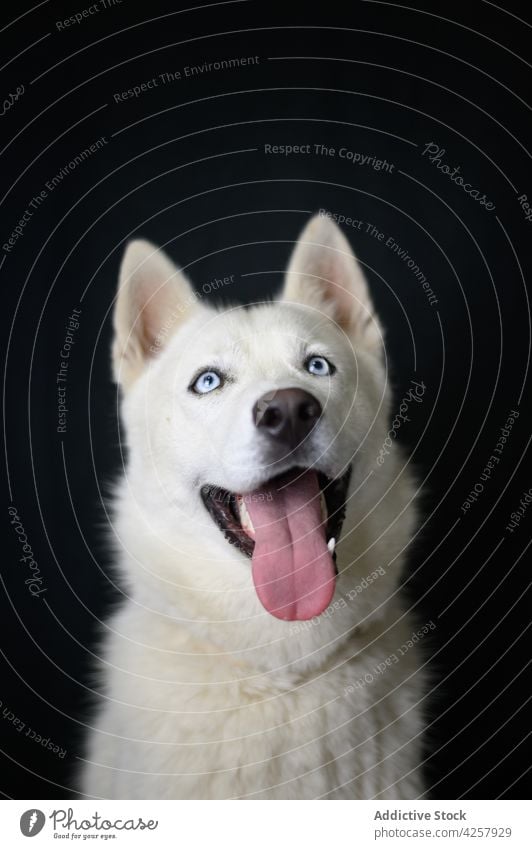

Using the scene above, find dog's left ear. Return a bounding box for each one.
[282,214,383,354]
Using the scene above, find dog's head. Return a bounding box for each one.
[111,214,416,670]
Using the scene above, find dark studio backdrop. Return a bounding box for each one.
[1,0,531,799]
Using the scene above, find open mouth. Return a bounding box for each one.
[201,466,352,621]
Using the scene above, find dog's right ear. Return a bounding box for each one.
[112,240,197,389]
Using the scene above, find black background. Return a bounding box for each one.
[1,0,531,799]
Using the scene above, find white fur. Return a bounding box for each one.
[81,215,424,799]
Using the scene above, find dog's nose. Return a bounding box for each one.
[253,388,322,447]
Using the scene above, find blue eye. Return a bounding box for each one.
[306,356,334,376]
[192,370,222,394]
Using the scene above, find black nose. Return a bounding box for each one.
[253,388,322,448]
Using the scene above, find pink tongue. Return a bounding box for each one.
[244,470,336,621]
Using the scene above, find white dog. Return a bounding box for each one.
[81,213,424,799]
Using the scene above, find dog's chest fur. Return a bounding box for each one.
[82,604,423,800]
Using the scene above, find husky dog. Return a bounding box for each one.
[81,214,424,799]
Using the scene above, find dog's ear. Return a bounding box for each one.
[112,240,197,389]
[282,214,382,353]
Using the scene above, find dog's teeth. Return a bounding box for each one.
[327,537,336,554]
[237,496,255,538]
